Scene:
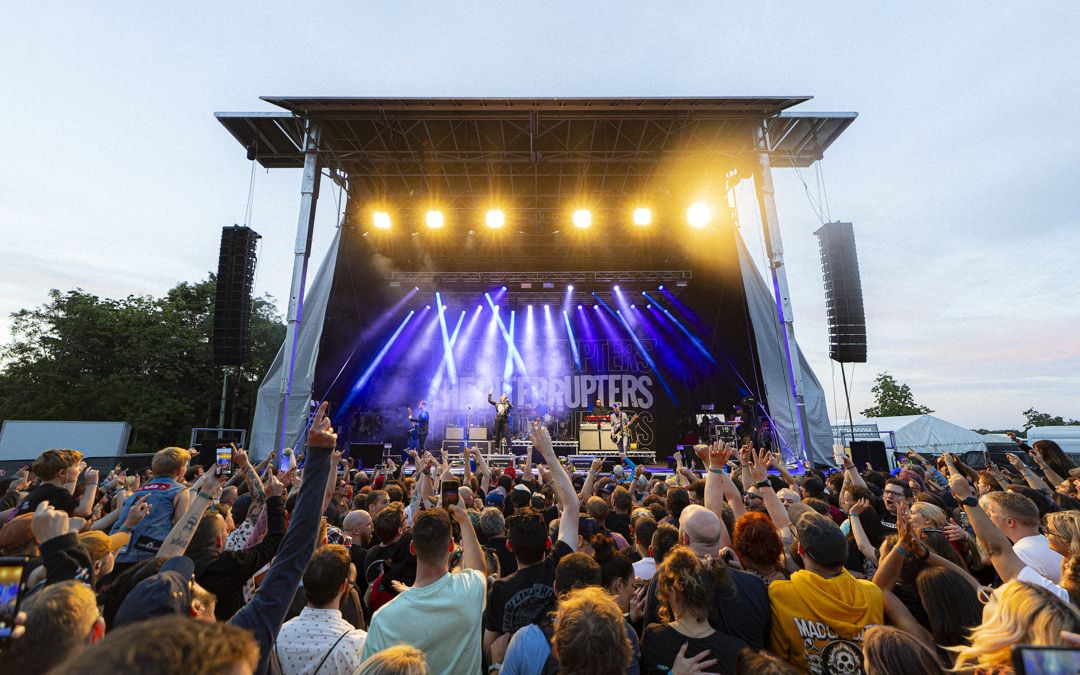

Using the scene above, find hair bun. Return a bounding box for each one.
[591,532,615,563]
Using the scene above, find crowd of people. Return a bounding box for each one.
[1,406,1079,674]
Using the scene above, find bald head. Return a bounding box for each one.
[679,504,722,558]
[342,509,373,547]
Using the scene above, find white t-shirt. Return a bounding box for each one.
[633,556,656,581]
[362,569,487,674]
[1016,566,1070,604]
[1013,534,1062,584]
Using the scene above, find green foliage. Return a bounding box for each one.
[1022,408,1080,430]
[0,277,285,452]
[859,372,933,418]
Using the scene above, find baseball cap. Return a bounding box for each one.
[112,556,196,628]
[513,484,531,495]
[485,487,506,507]
[612,465,625,478]
[504,467,517,480]
[795,512,848,568]
[78,530,130,563]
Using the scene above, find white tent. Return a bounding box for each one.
[859,414,987,456]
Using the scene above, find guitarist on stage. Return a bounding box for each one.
[407,400,429,452]
[609,402,638,455]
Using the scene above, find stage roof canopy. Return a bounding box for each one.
[216,97,855,210]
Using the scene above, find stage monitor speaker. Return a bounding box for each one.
[468,426,487,441]
[850,440,888,472]
[814,221,867,363]
[213,225,261,366]
[445,426,464,441]
[349,442,386,468]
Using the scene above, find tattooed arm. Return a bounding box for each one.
[157,467,224,559]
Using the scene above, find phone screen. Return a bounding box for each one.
[442,479,461,508]
[0,559,27,641]
[216,446,233,477]
[1013,645,1080,675]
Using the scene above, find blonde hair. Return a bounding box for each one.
[151,447,190,476]
[910,502,948,529]
[951,581,1080,671]
[1049,511,1080,604]
[355,645,429,675]
[656,545,726,622]
[31,449,82,480]
[553,586,631,675]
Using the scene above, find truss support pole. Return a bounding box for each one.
[276,120,321,452]
[753,123,811,466]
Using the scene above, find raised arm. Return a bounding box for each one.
[847,499,879,563]
[750,448,790,532]
[1006,453,1052,493]
[580,456,602,501]
[531,419,579,549]
[72,467,99,518]
[450,502,485,573]
[944,457,1025,582]
[703,443,735,550]
[1030,446,1067,488]
[472,447,492,495]
[771,452,799,490]
[841,454,867,490]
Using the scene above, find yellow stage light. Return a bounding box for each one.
[486,209,505,228]
[373,211,391,230]
[633,208,652,226]
[572,209,592,229]
[687,202,711,229]
[425,210,444,229]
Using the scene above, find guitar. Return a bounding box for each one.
[611,413,641,443]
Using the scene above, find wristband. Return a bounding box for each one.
[708,467,725,475]
[197,490,214,500]
[488,664,502,673]
[118,524,131,533]
[848,512,860,519]
[895,545,910,558]
[754,479,772,489]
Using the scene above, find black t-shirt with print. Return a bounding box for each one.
[484,539,573,634]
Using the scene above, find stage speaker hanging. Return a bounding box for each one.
[814,221,867,363]
[213,225,261,366]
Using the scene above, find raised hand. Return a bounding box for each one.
[749,448,770,483]
[233,446,249,470]
[84,467,100,486]
[528,418,554,458]
[193,465,225,501]
[943,518,967,542]
[590,456,604,473]
[693,444,710,468]
[32,501,71,544]
[122,494,152,529]
[307,401,337,448]
[849,498,871,516]
[264,471,285,498]
[708,441,733,470]
[949,472,974,500]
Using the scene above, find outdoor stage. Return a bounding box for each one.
[218,97,855,467]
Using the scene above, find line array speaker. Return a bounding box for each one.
[213,225,260,366]
[814,221,867,363]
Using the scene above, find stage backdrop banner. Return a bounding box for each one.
[736,232,835,467]
[249,230,341,457]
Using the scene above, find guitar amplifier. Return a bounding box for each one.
[468,426,488,441]
[445,425,465,440]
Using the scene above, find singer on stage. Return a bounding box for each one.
[407,400,429,452]
[488,387,513,452]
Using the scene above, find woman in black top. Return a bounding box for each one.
[640,546,747,675]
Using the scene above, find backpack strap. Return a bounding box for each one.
[311,631,352,675]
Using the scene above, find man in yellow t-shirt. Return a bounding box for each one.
[769,512,883,674]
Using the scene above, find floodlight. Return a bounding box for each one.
[633,208,652,226]
[425,210,444,229]
[567,284,574,291]
[572,209,592,229]
[486,209,505,228]
[373,211,391,230]
[687,202,711,228]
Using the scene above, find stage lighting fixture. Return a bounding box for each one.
[633,208,652,226]
[425,304,431,309]
[647,304,653,309]
[593,304,598,310]
[572,209,592,229]
[687,202,711,228]
[567,285,574,291]
[577,305,582,310]
[486,209,505,228]
[425,210,444,229]
[501,285,507,291]
[658,285,664,291]
[373,211,391,230]
[613,285,620,291]
[631,304,636,309]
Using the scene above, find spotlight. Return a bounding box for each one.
[486,209,505,228]
[613,285,620,291]
[501,286,507,291]
[425,210,444,229]
[593,304,598,310]
[572,209,592,229]
[658,285,664,291]
[647,304,653,309]
[527,304,533,310]
[425,304,431,309]
[631,304,636,309]
[373,211,391,230]
[687,201,711,229]
[577,305,582,310]
[544,304,550,309]
[633,208,652,226]
[567,284,574,291]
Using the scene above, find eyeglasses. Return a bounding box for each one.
[884,490,907,498]
[1043,526,1065,539]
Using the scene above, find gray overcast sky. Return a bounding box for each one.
[1,2,1077,430]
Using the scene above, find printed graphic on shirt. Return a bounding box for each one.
[793,617,872,675]
[501,584,556,633]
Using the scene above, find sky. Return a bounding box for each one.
[1,2,1077,431]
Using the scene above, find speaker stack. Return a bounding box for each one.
[814,221,867,363]
[213,226,260,367]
